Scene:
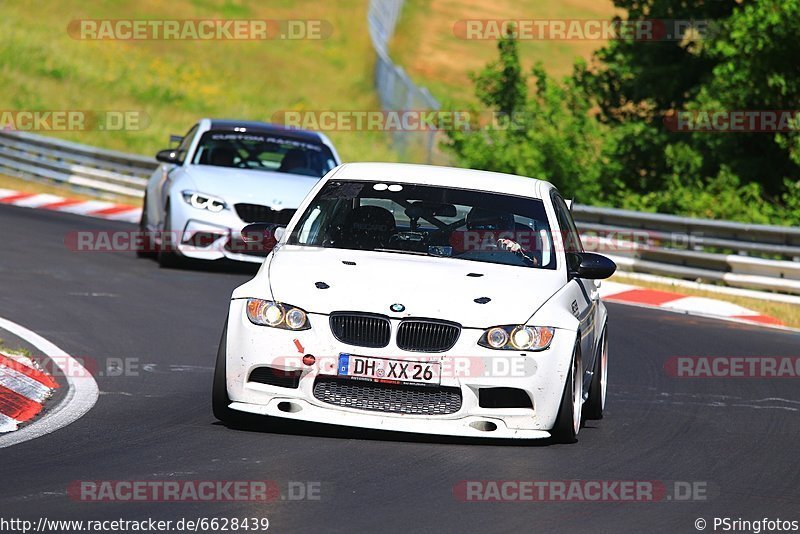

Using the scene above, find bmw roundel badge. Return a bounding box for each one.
[390,303,405,312]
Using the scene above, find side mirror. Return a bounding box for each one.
[566,252,616,280]
[240,223,286,252]
[156,148,183,164]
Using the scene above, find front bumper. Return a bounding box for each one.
[224,300,576,439]
[168,209,269,264]
[230,398,552,439]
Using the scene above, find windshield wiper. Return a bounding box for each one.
[373,248,430,256]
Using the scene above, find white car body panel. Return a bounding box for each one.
[265,246,567,327]
[222,162,610,439]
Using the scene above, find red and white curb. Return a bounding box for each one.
[0,188,141,223]
[0,316,99,448]
[0,353,59,433]
[600,281,783,326]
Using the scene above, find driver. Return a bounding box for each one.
[209,146,237,167]
[279,149,308,173]
[450,207,538,266]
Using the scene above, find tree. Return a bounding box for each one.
[442,31,606,201]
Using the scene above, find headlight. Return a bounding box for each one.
[246,298,311,330]
[182,191,227,213]
[478,325,554,351]
[486,327,509,348]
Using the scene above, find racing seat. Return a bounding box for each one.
[279,149,308,173]
[333,206,397,251]
[209,147,238,167]
[466,207,516,232]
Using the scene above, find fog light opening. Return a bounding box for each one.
[469,421,498,432]
[277,401,302,413]
[182,231,224,247]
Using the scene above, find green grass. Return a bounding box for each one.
[0,0,399,162]
[0,0,616,163]
[391,0,618,104]
[0,338,32,359]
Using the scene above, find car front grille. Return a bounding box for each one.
[234,203,295,224]
[396,320,461,352]
[313,377,462,415]
[329,313,391,348]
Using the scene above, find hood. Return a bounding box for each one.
[180,165,321,209]
[267,246,566,328]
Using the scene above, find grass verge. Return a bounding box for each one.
[392,0,619,104]
[0,338,32,359]
[0,0,400,162]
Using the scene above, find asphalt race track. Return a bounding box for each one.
[1,203,799,532]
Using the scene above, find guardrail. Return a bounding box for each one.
[367,0,440,161]
[0,130,157,198]
[574,206,800,295]
[0,129,798,295]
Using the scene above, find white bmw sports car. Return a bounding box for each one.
[139,118,341,266]
[213,163,616,442]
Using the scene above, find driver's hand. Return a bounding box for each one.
[497,238,522,252]
[497,238,538,266]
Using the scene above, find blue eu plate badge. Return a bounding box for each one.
[338,353,350,375]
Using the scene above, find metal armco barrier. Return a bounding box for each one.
[368,0,440,161]
[0,130,156,198]
[0,129,798,295]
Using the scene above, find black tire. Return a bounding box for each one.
[157,204,184,269]
[584,327,608,420]
[212,320,237,424]
[551,344,582,444]
[136,194,156,258]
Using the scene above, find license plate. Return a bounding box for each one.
[337,354,441,386]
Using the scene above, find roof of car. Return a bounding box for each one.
[330,162,553,199]
[208,119,324,142]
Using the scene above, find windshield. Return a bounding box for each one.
[287,180,556,269]
[191,130,336,177]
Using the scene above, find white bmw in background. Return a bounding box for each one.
[139,118,341,267]
[213,163,616,443]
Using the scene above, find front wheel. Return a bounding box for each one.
[136,193,156,258]
[212,320,236,424]
[584,327,608,420]
[157,204,184,269]
[551,344,583,444]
